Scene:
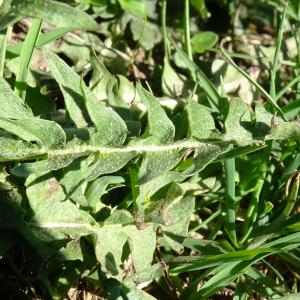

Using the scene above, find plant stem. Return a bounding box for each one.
[270,2,288,100]
[240,180,264,244]
[162,0,169,58]
[0,25,12,78]
[191,209,221,232]
[224,151,238,247]
[184,0,193,61]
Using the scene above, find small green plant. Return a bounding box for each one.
[1,0,300,299]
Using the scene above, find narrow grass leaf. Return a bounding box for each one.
[221,47,286,120]
[269,2,288,99]
[224,148,237,246]
[171,39,223,112]
[0,26,12,77]
[15,19,42,100]
[7,27,73,57]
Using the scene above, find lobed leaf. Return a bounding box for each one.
[0,0,98,30]
[0,78,33,118]
[0,117,66,149]
[224,97,253,146]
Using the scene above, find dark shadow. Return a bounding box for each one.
[163,231,185,245]
[205,1,231,33]
[64,127,91,142]
[240,120,270,139]
[0,166,138,300]
[62,178,86,203]
[105,252,119,276]
[93,207,111,223]
[63,86,90,123]
[14,81,27,96]
[255,121,271,137]
[109,283,131,300]
[182,238,222,256]
[0,183,100,299]
[111,106,132,121]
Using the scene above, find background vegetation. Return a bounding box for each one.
[0,0,300,299]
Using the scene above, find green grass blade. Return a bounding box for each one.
[161,0,169,58]
[262,258,288,290]
[15,19,43,100]
[266,0,297,20]
[246,267,287,297]
[184,0,193,61]
[240,180,264,244]
[190,256,266,299]
[249,218,300,251]
[263,231,300,249]
[278,251,300,270]
[7,27,72,58]
[221,47,286,120]
[224,149,237,247]
[215,145,267,161]
[276,75,300,101]
[0,25,12,77]
[270,2,288,99]
[208,48,296,66]
[194,231,300,298]
[281,153,300,180]
[208,218,223,240]
[171,38,223,111]
[171,248,275,275]
[281,173,300,219]
[190,209,221,232]
[222,71,237,247]
[233,277,248,300]
[282,99,300,120]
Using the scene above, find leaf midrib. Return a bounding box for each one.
[1,140,229,162]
